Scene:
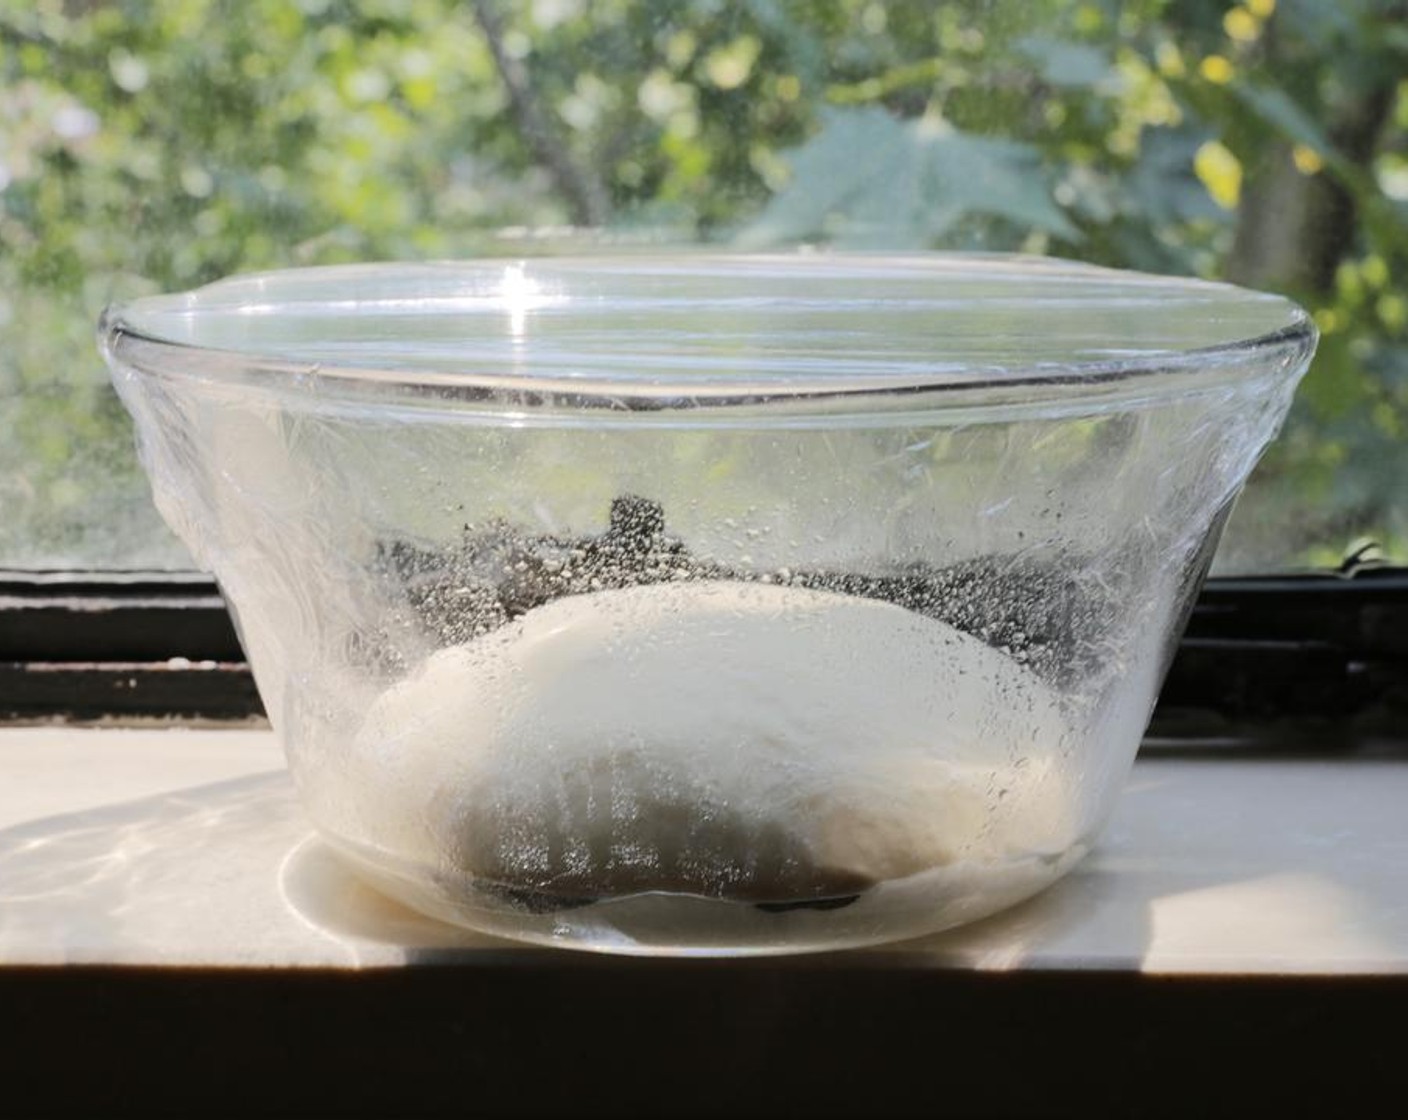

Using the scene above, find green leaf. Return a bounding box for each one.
[735,106,910,245]
[1229,82,1336,162]
[1013,35,1112,89]
[738,106,1080,248]
[1125,126,1224,227]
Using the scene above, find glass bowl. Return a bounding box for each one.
[100,253,1315,956]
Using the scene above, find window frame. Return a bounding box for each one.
[3,565,1406,741]
[0,569,254,721]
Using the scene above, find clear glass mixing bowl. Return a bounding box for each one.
[100,253,1315,955]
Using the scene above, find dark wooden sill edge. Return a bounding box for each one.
[2,965,1403,1118]
[0,661,265,724]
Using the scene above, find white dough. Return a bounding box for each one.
[351,580,1076,903]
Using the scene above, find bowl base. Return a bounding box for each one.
[323,838,1089,957]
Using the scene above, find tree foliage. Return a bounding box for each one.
[1,0,1405,569]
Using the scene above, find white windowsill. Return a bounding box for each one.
[3,725,1406,974]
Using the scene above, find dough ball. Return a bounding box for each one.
[352,580,1073,903]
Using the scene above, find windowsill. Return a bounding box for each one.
[4,725,1406,972]
[5,726,1406,1116]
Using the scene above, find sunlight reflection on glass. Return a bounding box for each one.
[496,262,549,340]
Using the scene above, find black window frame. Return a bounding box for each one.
[3,563,1406,747]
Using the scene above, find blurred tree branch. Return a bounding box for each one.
[1228,8,1403,295]
[1229,90,1396,295]
[469,0,610,227]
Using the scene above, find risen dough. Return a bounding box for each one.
[352,580,1074,903]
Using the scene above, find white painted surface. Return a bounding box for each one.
[2,727,1406,973]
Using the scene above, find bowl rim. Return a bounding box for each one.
[99,251,1318,421]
